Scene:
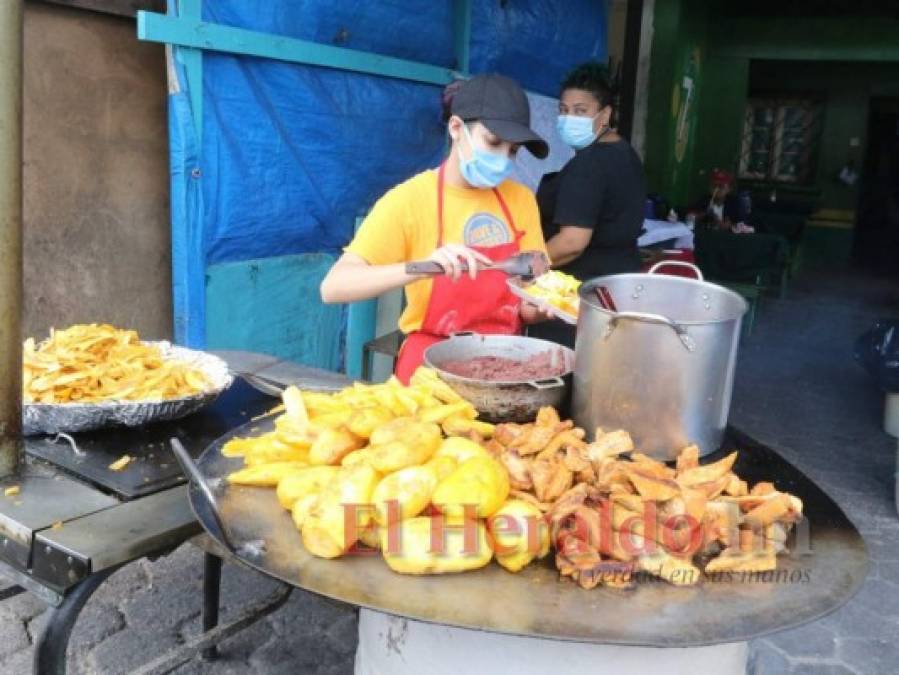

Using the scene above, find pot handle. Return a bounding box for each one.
[527,376,566,390]
[648,260,704,280]
[605,310,696,352]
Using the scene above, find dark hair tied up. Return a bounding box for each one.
[561,61,616,110]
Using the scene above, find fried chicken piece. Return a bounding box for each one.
[676,451,738,486]
[510,489,552,512]
[630,452,676,480]
[536,428,586,462]
[499,448,533,491]
[536,406,562,427]
[530,458,573,502]
[625,467,680,501]
[689,475,731,500]
[724,473,749,497]
[586,429,634,463]
[705,547,776,574]
[675,444,700,473]
[494,423,530,447]
[563,445,592,472]
[511,424,564,456]
[484,439,506,457]
[750,481,776,496]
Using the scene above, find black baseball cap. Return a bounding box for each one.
[451,73,549,159]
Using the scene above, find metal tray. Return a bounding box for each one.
[190,423,867,647]
[23,343,233,435]
[507,278,577,325]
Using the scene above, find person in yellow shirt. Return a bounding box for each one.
[321,74,550,382]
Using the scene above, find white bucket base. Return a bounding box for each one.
[355,610,748,675]
[885,392,899,438]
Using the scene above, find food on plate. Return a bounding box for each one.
[521,270,581,317]
[222,372,804,586]
[23,324,211,404]
[437,349,566,381]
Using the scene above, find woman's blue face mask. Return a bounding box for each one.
[458,124,514,189]
[556,113,599,150]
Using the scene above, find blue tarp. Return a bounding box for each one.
[168,0,606,353]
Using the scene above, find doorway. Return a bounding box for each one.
[855,97,899,275]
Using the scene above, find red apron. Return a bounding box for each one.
[395,163,525,384]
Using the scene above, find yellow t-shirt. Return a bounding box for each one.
[345,168,547,334]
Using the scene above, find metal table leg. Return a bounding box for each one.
[202,552,222,661]
[33,566,120,675]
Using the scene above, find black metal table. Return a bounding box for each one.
[0,351,344,674]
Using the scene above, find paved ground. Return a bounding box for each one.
[1,268,897,675]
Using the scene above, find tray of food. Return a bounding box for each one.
[507,270,580,325]
[23,324,233,435]
[187,367,866,646]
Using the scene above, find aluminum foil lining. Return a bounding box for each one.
[23,342,234,436]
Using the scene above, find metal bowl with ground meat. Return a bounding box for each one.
[423,333,575,423]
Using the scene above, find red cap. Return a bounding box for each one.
[710,168,734,186]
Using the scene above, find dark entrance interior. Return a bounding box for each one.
[855,97,899,275]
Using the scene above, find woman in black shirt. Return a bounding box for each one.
[530,62,646,347]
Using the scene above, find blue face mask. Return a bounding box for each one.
[557,113,599,150]
[458,124,513,189]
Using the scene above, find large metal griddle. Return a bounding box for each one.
[190,422,867,647]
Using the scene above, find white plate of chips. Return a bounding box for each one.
[22,324,233,435]
[507,276,579,325]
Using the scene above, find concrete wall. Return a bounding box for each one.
[23,3,171,341]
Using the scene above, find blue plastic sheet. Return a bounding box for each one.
[471,0,608,96]
[197,0,607,263]
[167,0,607,352]
[201,54,447,263]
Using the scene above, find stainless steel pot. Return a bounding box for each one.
[424,333,575,423]
[572,262,747,459]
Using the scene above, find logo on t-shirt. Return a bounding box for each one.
[463,212,511,247]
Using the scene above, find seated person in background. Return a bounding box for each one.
[692,168,742,230]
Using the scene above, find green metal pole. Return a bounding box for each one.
[0,0,24,478]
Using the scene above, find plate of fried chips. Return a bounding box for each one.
[507,270,580,325]
[23,324,233,434]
